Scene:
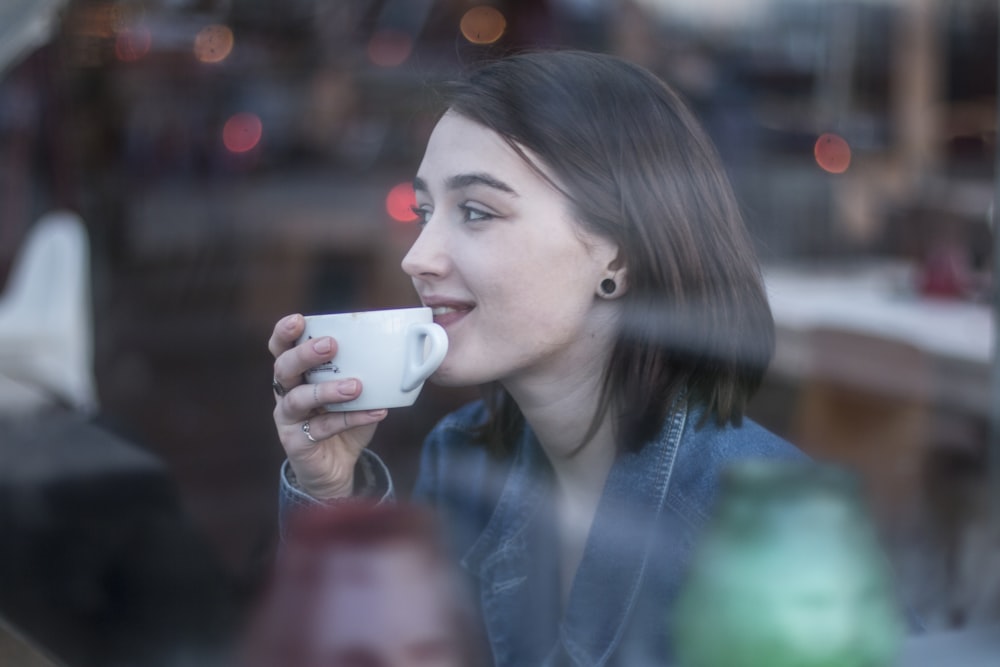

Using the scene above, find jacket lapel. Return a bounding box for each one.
[460,427,561,666]
[560,395,689,666]
[461,394,690,666]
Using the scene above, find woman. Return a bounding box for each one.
[269,50,803,666]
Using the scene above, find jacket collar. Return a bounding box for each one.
[461,394,689,666]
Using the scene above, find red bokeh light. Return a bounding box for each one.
[386,182,417,223]
[223,113,263,154]
[814,133,851,174]
[115,26,152,62]
[367,31,413,67]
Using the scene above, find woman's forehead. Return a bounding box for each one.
[418,111,563,196]
[420,113,522,176]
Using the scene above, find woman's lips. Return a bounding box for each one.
[428,304,473,328]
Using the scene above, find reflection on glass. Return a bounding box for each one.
[674,462,903,667]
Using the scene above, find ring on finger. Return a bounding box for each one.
[302,420,318,443]
[272,377,289,397]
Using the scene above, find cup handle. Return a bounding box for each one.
[401,323,449,393]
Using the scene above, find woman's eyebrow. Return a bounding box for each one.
[412,173,518,196]
[447,172,518,195]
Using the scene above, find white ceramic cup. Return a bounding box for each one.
[298,307,448,411]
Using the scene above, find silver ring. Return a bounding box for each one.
[272,378,289,397]
[302,420,318,443]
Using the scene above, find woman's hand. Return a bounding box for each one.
[269,314,388,500]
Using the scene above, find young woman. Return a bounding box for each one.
[269,50,803,666]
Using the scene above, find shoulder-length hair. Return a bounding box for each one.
[443,50,774,454]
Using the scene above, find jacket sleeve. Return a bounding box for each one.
[277,449,394,540]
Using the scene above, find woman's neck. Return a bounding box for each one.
[504,353,618,608]
[503,336,618,492]
[499,303,622,603]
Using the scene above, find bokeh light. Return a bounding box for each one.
[194,25,234,64]
[367,31,413,67]
[114,26,152,62]
[386,182,418,223]
[460,6,507,45]
[814,133,851,174]
[223,113,263,154]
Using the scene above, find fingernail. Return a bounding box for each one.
[282,314,300,330]
[312,337,332,354]
[338,379,359,396]
[367,409,387,418]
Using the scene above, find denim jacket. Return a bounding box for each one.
[280,392,804,666]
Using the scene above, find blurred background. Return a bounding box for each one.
[0,0,996,664]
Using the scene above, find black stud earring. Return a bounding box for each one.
[600,278,617,295]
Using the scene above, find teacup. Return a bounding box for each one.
[298,307,448,411]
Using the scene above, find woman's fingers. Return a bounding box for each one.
[268,313,387,499]
[282,407,387,499]
[269,313,315,397]
[268,314,305,358]
[272,335,339,399]
[293,408,389,445]
[275,378,362,423]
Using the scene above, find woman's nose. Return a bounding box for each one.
[401,221,449,279]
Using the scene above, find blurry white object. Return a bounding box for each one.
[0,0,68,76]
[0,211,97,414]
[765,261,993,418]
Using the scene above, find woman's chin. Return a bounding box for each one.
[428,362,489,388]
[428,371,471,388]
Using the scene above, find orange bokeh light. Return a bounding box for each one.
[814,133,851,174]
[367,30,413,67]
[223,113,263,154]
[194,24,234,64]
[115,26,152,62]
[386,182,418,223]
[460,6,506,45]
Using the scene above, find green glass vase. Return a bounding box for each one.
[673,461,903,667]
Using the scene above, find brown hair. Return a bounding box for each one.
[444,50,774,454]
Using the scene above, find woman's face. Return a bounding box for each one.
[402,111,621,389]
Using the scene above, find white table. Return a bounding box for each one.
[764,261,994,418]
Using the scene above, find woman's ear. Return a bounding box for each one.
[597,248,628,298]
[611,253,629,295]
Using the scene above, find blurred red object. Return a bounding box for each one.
[918,245,972,299]
[237,502,486,667]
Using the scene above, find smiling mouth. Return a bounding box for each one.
[427,304,473,327]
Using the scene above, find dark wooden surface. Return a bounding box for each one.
[0,412,237,666]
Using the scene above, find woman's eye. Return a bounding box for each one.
[461,205,494,223]
[410,205,432,225]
